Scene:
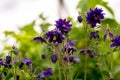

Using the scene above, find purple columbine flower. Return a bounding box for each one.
[46,30,64,44]
[79,49,97,58]
[69,56,80,63]
[37,68,53,80]
[90,31,99,39]
[110,35,120,47]
[51,54,57,63]
[63,40,77,54]
[32,36,46,43]
[22,58,32,66]
[55,19,72,34]
[86,7,105,27]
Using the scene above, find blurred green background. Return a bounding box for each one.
[1,0,120,80]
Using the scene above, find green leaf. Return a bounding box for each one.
[20,22,37,34]
[102,70,110,77]
[4,31,15,37]
[5,72,13,80]
[101,18,119,28]
[77,0,88,13]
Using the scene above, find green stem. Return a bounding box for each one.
[110,51,113,77]
[84,24,88,80]
[58,54,62,80]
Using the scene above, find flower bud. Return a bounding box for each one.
[77,15,83,23]
[51,54,57,63]
[41,54,46,60]
[5,56,11,64]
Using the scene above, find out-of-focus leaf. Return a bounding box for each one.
[4,31,15,37]
[4,46,11,50]
[101,18,119,28]
[102,70,110,77]
[5,72,13,80]
[40,22,51,31]
[20,23,37,34]
[39,13,47,20]
[77,0,88,13]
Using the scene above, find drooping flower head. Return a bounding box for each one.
[37,68,53,80]
[90,31,99,39]
[69,56,80,63]
[32,36,46,43]
[63,40,77,54]
[46,30,64,44]
[22,58,32,66]
[55,19,72,34]
[86,7,105,27]
[110,35,120,47]
[79,49,98,58]
[104,30,113,40]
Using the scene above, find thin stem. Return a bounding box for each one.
[84,24,88,80]
[58,53,62,80]
[110,51,113,77]
[97,58,106,80]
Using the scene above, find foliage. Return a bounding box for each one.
[1,0,120,80]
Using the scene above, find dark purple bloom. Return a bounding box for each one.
[69,56,80,63]
[0,59,5,66]
[5,56,11,64]
[79,49,97,58]
[41,54,46,60]
[32,36,46,43]
[22,58,32,66]
[86,7,105,27]
[104,33,107,40]
[55,19,72,34]
[37,68,52,80]
[46,30,64,44]
[110,35,120,47]
[90,31,99,39]
[109,32,114,38]
[63,40,77,54]
[77,15,83,23]
[86,49,98,58]
[51,54,57,63]
[104,30,114,40]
